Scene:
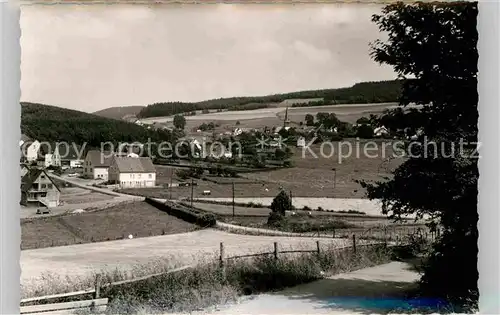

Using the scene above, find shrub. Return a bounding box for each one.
[267,211,285,227]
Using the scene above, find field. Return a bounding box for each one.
[59,187,113,205]
[140,102,414,133]
[21,201,197,250]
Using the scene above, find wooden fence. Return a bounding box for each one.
[20,237,380,314]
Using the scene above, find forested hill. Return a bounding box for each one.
[137,79,402,118]
[21,102,172,147]
[92,105,144,120]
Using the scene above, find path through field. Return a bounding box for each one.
[180,261,421,315]
[21,229,353,293]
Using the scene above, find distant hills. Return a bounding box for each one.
[92,106,145,120]
[135,79,402,119]
[21,102,172,147]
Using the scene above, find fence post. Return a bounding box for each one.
[352,234,356,254]
[94,274,101,299]
[316,240,321,255]
[219,242,226,279]
[274,242,279,260]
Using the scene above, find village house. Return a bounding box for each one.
[20,168,60,208]
[374,126,389,137]
[83,150,115,180]
[297,136,306,148]
[20,139,41,163]
[36,143,85,169]
[108,156,156,188]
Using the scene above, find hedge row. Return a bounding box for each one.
[145,198,216,228]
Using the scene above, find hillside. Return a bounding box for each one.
[137,79,402,118]
[92,106,144,120]
[21,102,173,147]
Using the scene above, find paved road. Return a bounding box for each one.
[186,261,420,315]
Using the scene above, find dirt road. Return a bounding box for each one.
[189,261,421,315]
[21,229,352,293]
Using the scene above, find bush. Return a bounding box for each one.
[355,124,374,139]
[197,213,217,227]
[267,211,285,227]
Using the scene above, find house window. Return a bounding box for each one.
[41,184,46,189]
[40,192,47,197]
[47,184,53,189]
[40,175,45,179]
[148,174,152,179]
[138,174,141,179]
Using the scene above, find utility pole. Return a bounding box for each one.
[232,181,235,218]
[190,177,194,208]
[169,167,173,200]
[332,168,337,190]
[290,190,293,209]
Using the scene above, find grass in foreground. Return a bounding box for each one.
[23,244,391,314]
[101,244,391,314]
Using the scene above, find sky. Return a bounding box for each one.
[20,3,397,113]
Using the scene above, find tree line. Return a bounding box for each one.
[137,80,402,118]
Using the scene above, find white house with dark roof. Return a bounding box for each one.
[108,156,156,188]
[83,150,115,180]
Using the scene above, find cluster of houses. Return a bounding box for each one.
[20,135,157,209]
[82,149,156,188]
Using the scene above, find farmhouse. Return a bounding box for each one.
[20,168,60,208]
[83,150,115,180]
[108,156,156,188]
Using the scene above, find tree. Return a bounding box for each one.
[270,190,292,215]
[355,124,374,139]
[305,114,315,126]
[173,114,186,130]
[359,2,478,308]
[356,117,370,125]
[274,148,286,161]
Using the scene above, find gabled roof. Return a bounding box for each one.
[112,156,156,173]
[86,150,117,167]
[21,168,60,192]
